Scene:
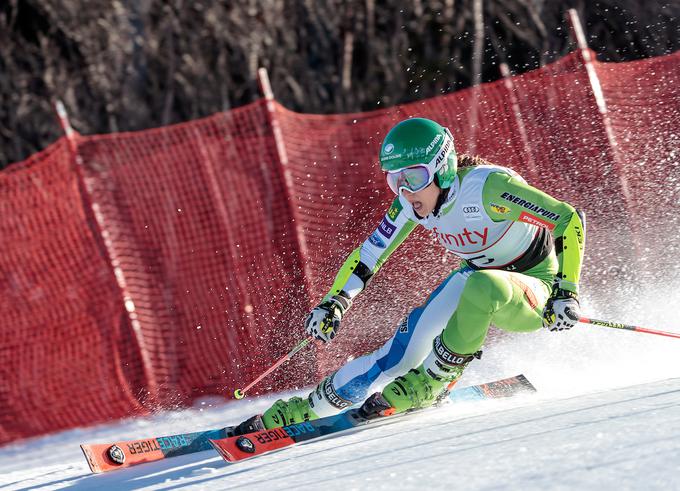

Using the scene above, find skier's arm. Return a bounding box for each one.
[324,197,417,301]
[482,172,586,294]
[305,198,417,342]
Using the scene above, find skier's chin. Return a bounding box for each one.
[412,201,426,218]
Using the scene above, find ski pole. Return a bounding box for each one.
[579,316,680,340]
[233,336,314,399]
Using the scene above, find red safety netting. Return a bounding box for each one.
[0,140,143,443]
[1,49,678,444]
[75,102,313,406]
[593,54,680,279]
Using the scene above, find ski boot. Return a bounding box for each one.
[381,334,480,413]
[230,396,316,436]
[231,396,316,436]
[238,374,350,431]
[231,414,266,436]
[358,392,396,420]
[261,396,319,428]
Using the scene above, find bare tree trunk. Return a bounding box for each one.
[472,0,484,87]
[437,0,455,94]
[342,31,354,90]
[161,23,176,126]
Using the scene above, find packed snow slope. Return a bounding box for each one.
[2,312,680,491]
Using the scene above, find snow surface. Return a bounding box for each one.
[2,306,680,490]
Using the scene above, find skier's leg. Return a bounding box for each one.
[440,268,552,353]
[382,257,555,413]
[261,267,475,428]
[448,258,556,348]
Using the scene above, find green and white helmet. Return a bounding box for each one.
[380,118,458,194]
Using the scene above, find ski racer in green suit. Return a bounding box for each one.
[239,117,585,431]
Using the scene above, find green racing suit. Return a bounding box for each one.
[305,163,585,418]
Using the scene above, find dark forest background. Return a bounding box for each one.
[1,0,678,169]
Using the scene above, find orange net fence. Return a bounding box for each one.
[1,50,678,444]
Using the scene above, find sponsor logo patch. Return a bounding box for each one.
[490,203,511,214]
[398,317,408,333]
[433,336,468,365]
[518,211,555,231]
[236,436,256,453]
[251,425,313,445]
[433,226,489,248]
[368,232,386,248]
[124,436,186,456]
[387,200,403,221]
[384,143,395,155]
[108,445,125,464]
[433,137,452,167]
[462,204,482,221]
[575,224,584,245]
[500,192,560,221]
[322,377,353,410]
[378,217,396,238]
[425,134,442,154]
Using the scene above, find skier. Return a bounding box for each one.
[238,117,585,433]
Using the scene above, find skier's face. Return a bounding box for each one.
[403,181,439,217]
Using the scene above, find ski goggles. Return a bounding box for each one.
[385,165,434,195]
[384,129,455,195]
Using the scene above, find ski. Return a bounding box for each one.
[209,374,535,463]
[81,426,233,473]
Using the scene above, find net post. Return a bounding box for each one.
[499,63,538,181]
[565,9,631,201]
[257,68,314,310]
[52,100,159,406]
[565,9,640,260]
